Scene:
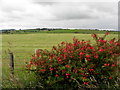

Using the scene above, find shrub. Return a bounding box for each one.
[26,32,120,89]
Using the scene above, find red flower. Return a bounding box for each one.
[68,51,71,53]
[110,51,113,54]
[36,49,40,54]
[108,47,112,49]
[91,65,95,68]
[38,63,41,66]
[52,46,56,50]
[27,64,31,68]
[39,69,46,72]
[65,65,71,68]
[91,34,97,38]
[32,56,36,59]
[105,32,109,35]
[109,77,112,80]
[82,77,87,79]
[114,61,118,64]
[65,73,71,78]
[109,40,115,44]
[80,68,86,70]
[104,64,110,66]
[79,73,84,76]
[89,69,94,72]
[89,47,94,50]
[40,61,44,64]
[111,64,116,67]
[84,82,89,85]
[94,55,98,59]
[86,58,91,61]
[69,55,73,58]
[58,57,62,62]
[115,43,119,46]
[49,54,54,59]
[98,40,106,43]
[79,52,84,55]
[63,54,67,60]
[34,63,36,66]
[73,69,77,73]
[49,67,53,71]
[30,61,33,64]
[55,74,59,77]
[99,48,105,52]
[62,70,66,72]
[36,54,40,57]
[66,73,70,76]
[61,42,65,44]
[63,48,67,53]
[86,55,90,58]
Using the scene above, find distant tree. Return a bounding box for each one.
[41,28,48,30]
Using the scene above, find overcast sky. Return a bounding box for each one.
[0,0,119,30]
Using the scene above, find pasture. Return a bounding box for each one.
[2,33,118,88]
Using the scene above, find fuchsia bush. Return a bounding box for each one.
[26,32,120,88]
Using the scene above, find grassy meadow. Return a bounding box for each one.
[2,32,119,88]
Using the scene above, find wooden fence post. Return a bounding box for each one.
[9,52,14,75]
[35,49,37,54]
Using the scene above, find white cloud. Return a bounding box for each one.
[32,0,119,2]
[0,0,118,30]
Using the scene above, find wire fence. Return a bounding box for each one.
[2,44,55,75]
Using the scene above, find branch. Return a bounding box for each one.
[71,77,82,88]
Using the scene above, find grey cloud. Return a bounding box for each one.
[48,2,117,21]
[33,2,58,6]
[1,1,117,21]
[52,7,97,20]
[0,0,117,30]
[87,2,117,15]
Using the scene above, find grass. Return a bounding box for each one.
[2,33,118,88]
[0,34,2,89]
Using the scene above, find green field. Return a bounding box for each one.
[1,33,118,88]
[3,29,118,34]
[2,33,118,67]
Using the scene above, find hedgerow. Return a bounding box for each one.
[26,32,120,89]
